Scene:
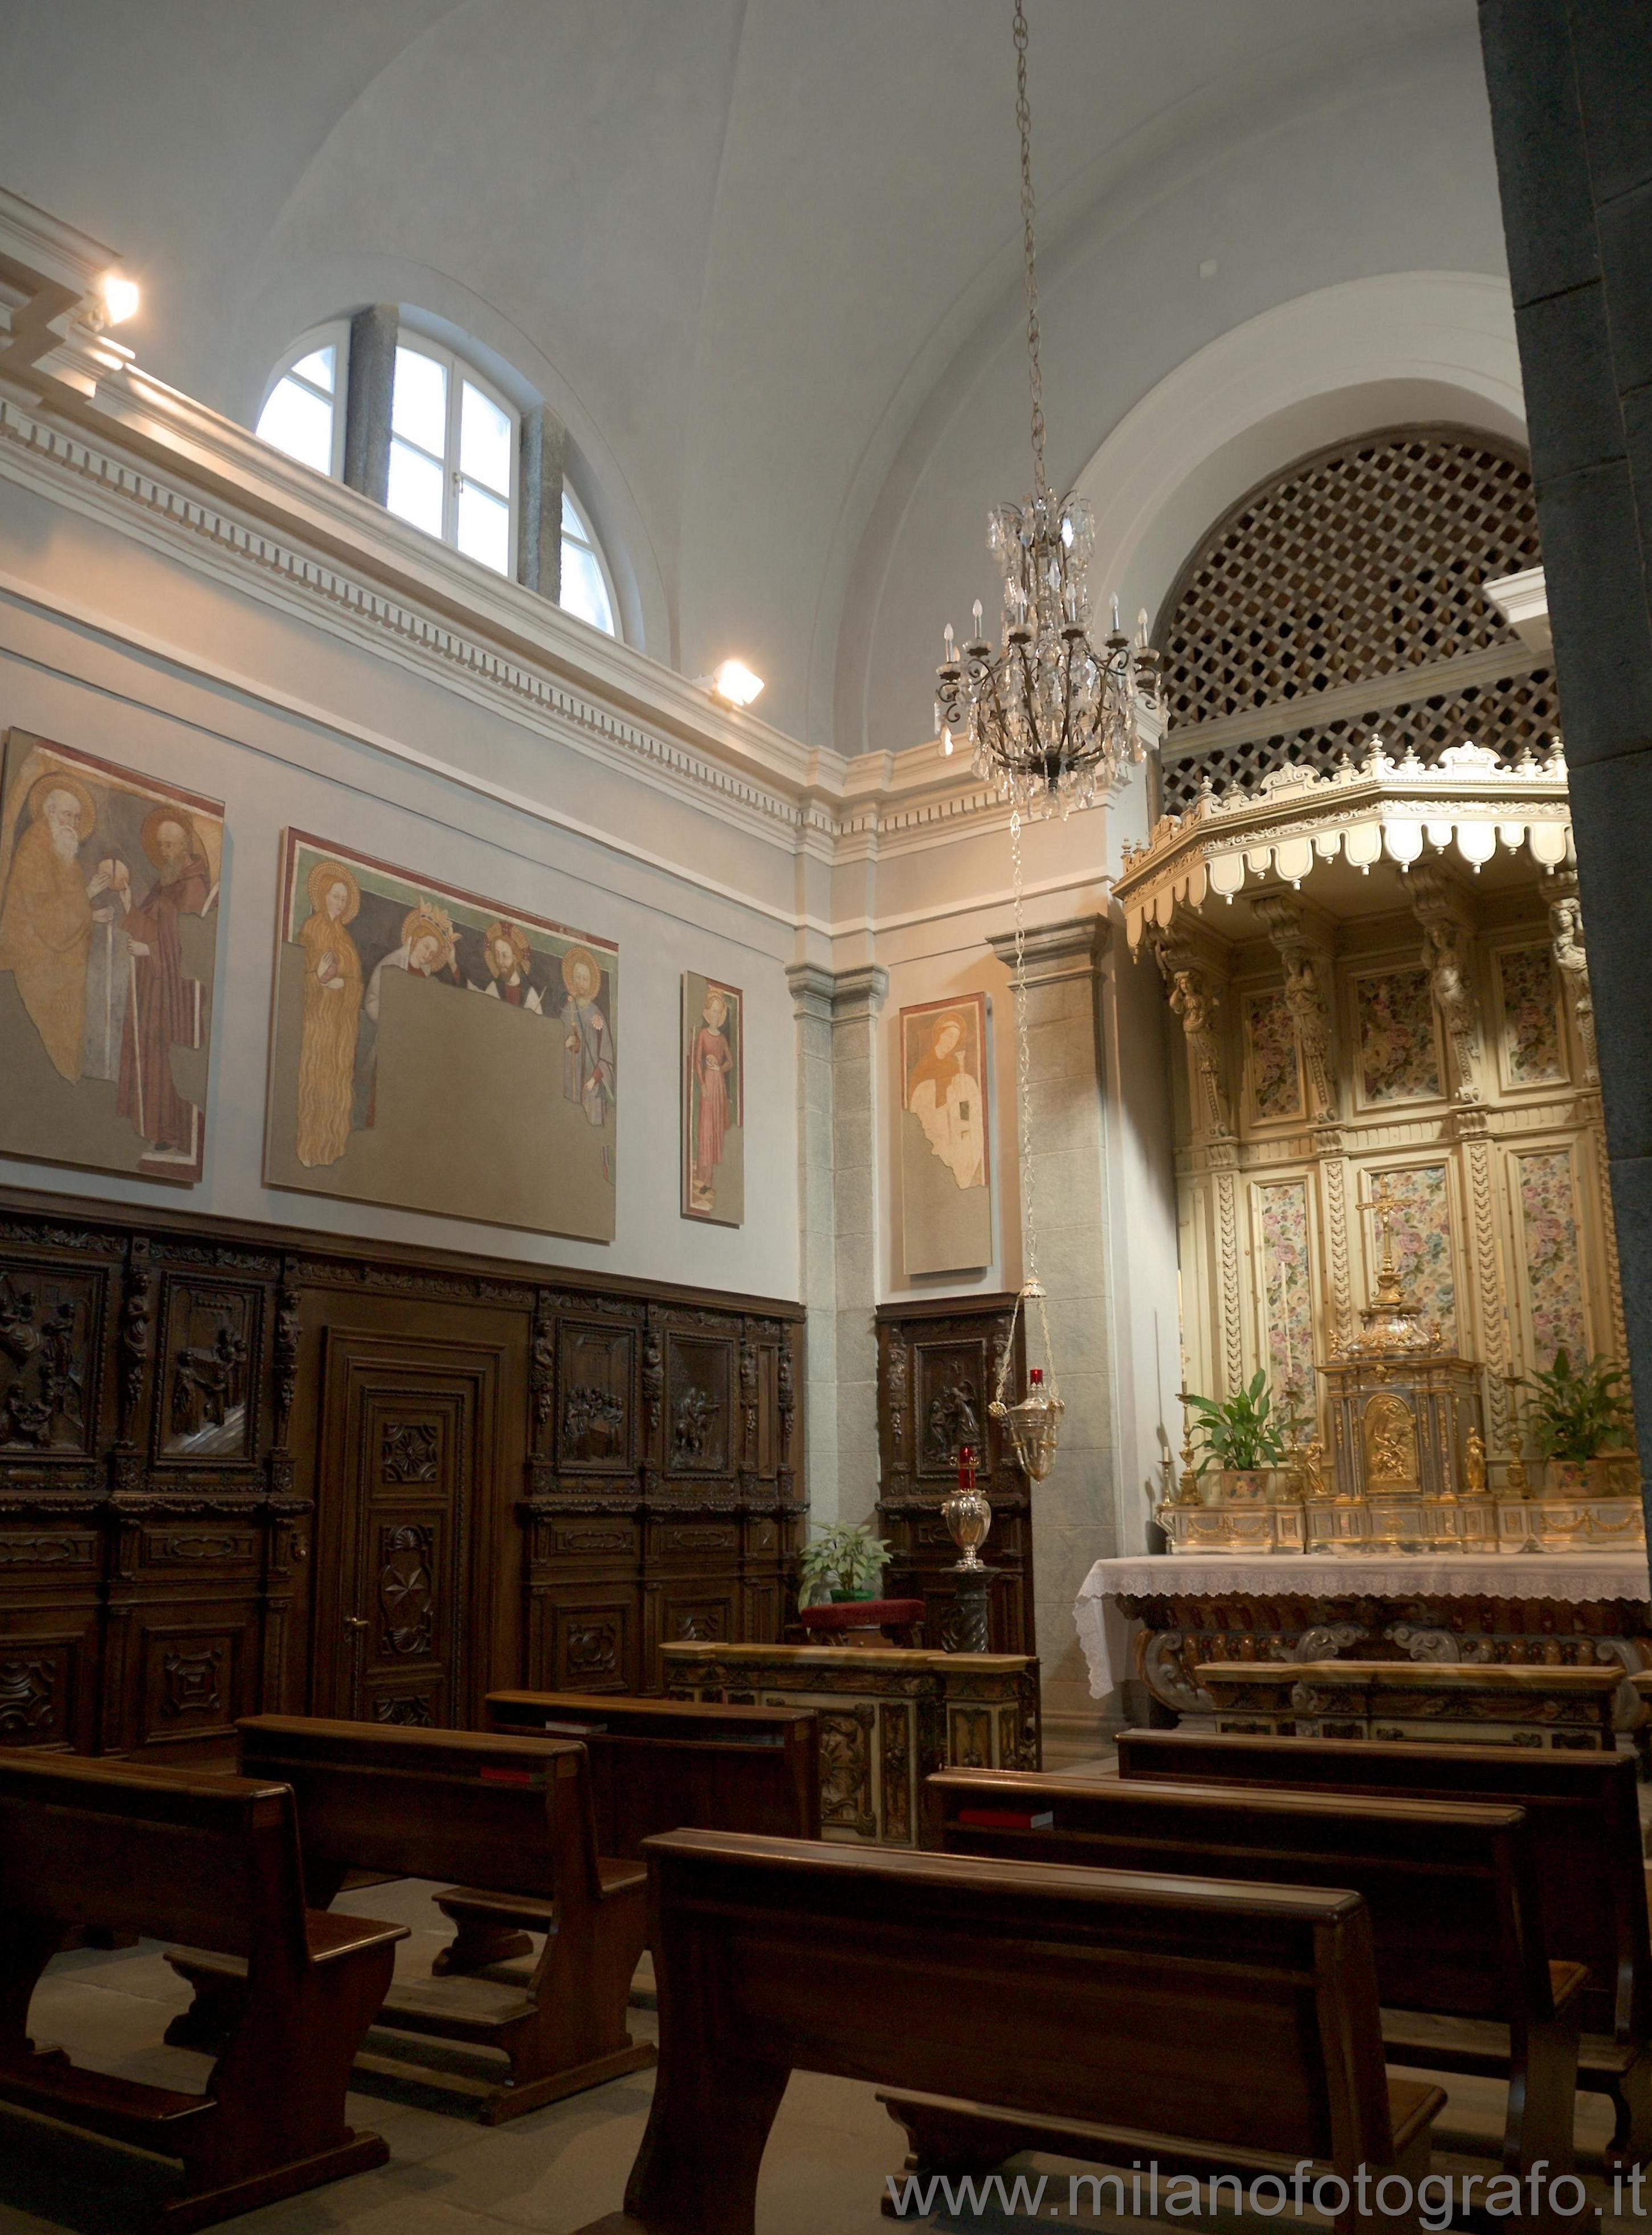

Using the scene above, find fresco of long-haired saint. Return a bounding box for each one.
[0,732,222,1184]
[900,991,992,1275]
[266,833,617,1239]
[682,972,743,1226]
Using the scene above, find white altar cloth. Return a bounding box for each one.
[1074,1551,1652,1700]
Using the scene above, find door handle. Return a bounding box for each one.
[343,1614,369,1633]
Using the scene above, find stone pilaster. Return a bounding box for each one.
[986,916,1112,1721]
[786,961,887,1533]
[518,404,567,601]
[341,304,396,507]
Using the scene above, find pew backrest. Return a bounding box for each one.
[484,1690,820,1851]
[924,1767,1548,2024]
[1118,1726,1649,2041]
[0,1751,309,1972]
[236,1715,599,1905]
[641,1826,1398,2168]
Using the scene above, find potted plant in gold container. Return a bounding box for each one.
[1514,1349,1637,1498]
[1184,1371,1288,1504]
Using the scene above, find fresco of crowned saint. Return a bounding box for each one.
[294,859,362,1168]
[899,991,992,1276]
[0,733,223,1185]
[682,973,743,1225]
[267,831,618,1240]
[561,945,615,1128]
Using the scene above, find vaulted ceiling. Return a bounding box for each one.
[0,0,1504,753]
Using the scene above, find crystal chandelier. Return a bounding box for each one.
[935,0,1162,820]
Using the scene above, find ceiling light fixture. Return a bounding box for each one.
[704,659,764,709]
[98,271,140,326]
[934,0,1160,822]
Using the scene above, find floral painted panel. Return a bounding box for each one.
[1244,990,1302,1121]
[1498,945,1565,1087]
[1369,1163,1457,1344]
[1516,1148,1588,1368]
[1257,1178,1315,1402]
[1355,968,1441,1103]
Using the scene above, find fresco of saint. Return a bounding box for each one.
[0,772,109,1080]
[906,1009,985,1190]
[561,944,615,1127]
[473,920,542,1012]
[115,808,214,1163]
[295,858,363,1169]
[688,987,735,1212]
[358,900,458,1126]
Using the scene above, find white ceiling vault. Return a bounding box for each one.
[0,0,1506,757]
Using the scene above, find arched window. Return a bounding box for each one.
[560,489,617,637]
[1157,428,1551,809]
[385,337,517,577]
[255,324,348,480]
[251,315,623,632]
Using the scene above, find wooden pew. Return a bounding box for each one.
[440,1691,820,1972]
[1120,1726,1652,2168]
[0,1750,404,2231]
[166,1716,653,2124]
[570,1828,1444,2235]
[922,1767,1578,2208]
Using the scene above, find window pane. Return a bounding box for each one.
[386,436,446,537]
[561,537,615,635]
[561,490,582,540]
[456,480,511,575]
[290,344,335,395]
[392,345,447,455]
[460,381,512,497]
[256,376,334,475]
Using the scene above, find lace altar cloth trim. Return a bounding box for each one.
[1074,1552,1651,1702]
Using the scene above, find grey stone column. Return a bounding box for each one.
[342,304,397,507]
[518,404,566,600]
[786,962,887,1535]
[986,917,1113,1722]
[1478,1,1652,1543]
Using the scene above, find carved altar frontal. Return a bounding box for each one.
[660,1642,1040,1847]
[1193,1657,1621,1748]
[1074,1552,1652,1736]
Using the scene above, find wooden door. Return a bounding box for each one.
[312,1325,509,1728]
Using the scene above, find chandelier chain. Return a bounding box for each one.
[1009,803,1039,1284]
[1013,0,1047,500]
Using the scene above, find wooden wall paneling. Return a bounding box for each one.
[0,1185,803,1751]
[875,1295,1033,1654]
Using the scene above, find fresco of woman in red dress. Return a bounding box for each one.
[684,978,741,1222]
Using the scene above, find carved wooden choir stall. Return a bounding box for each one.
[0,1188,803,1757]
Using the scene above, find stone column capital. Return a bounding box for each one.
[785,960,890,1022]
[985,914,1108,989]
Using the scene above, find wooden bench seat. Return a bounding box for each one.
[437,1691,820,1973]
[0,1749,405,2231]
[165,1715,652,2125]
[569,1827,1445,2235]
[1120,1726,1652,2168]
[923,1766,1579,2218]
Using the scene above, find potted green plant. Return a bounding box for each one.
[797,1522,892,1607]
[1184,1371,1288,1504]
[1513,1349,1637,1498]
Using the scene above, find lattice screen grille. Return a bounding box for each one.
[1159,668,1559,805]
[1157,429,1545,810]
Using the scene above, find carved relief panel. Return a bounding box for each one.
[157,1278,259,1461]
[0,1262,103,1459]
[556,1319,634,1471]
[664,1333,733,1477]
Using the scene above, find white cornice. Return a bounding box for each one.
[0,187,1045,879]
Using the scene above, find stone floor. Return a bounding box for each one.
[0,1759,1646,2235]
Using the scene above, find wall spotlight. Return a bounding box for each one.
[704,659,764,709]
[99,271,140,325]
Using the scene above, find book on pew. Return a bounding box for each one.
[537,1719,609,1736]
[956,1806,1054,1830]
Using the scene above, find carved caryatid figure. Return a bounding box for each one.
[1254,894,1337,1121]
[1166,966,1232,1139]
[1421,917,1480,1101]
[1549,894,1599,1086]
